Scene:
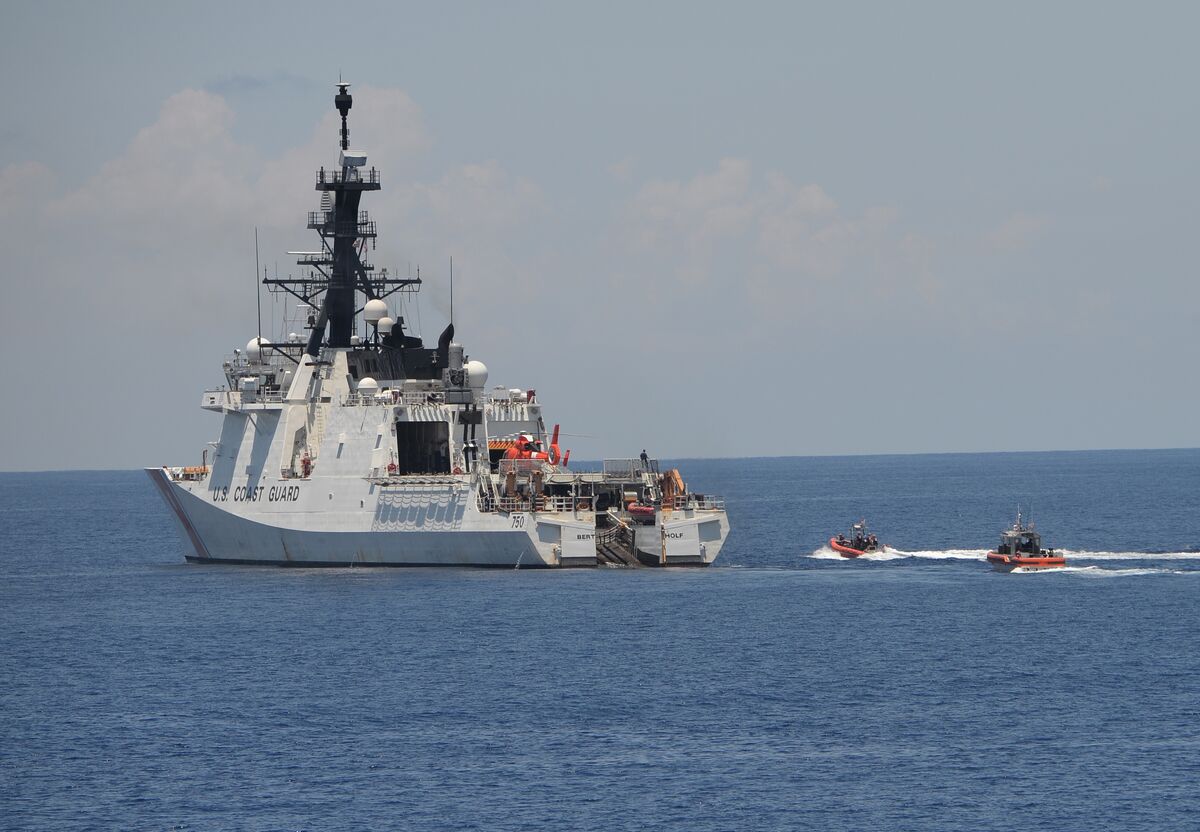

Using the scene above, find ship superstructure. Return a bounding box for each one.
[147,84,729,568]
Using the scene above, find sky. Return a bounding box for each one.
[0,1,1196,471]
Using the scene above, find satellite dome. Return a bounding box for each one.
[364,299,388,324]
[245,336,270,361]
[357,377,379,394]
[350,334,362,346]
[377,316,395,335]
[464,359,488,390]
[288,332,301,343]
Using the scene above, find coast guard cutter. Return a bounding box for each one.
[147,83,729,567]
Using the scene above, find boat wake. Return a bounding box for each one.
[810,546,989,561]
[808,546,1200,573]
[1057,549,1200,560]
[884,548,990,561]
[1008,565,1197,578]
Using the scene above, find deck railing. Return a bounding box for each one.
[498,459,552,476]
[542,495,579,513]
[316,167,380,186]
[496,495,534,513]
[164,466,210,482]
[204,388,284,408]
[670,495,725,511]
[603,458,660,478]
[341,390,451,407]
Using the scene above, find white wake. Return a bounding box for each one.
[811,545,991,561]
[1006,565,1196,578]
[807,545,1200,574]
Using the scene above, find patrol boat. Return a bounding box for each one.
[829,520,882,558]
[146,83,729,568]
[985,511,1065,572]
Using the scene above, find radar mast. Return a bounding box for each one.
[263,82,420,358]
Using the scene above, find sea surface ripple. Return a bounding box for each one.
[1,449,1198,830]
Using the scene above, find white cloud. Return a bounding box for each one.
[49,90,248,231]
[617,159,934,324]
[408,161,543,235]
[626,157,754,250]
[5,84,531,324]
[382,159,548,334]
[0,161,54,217]
[619,158,761,287]
[607,156,636,182]
[0,86,550,470]
[985,211,1051,252]
[755,177,887,279]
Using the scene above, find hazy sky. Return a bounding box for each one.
[1,1,1196,471]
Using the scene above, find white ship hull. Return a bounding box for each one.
[148,467,728,568]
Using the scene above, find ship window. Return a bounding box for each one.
[394,421,451,474]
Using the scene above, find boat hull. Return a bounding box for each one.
[986,552,1067,572]
[829,537,872,558]
[147,468,726,568]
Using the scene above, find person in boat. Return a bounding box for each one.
[836,534,847,545]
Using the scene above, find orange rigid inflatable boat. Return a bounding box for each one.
[829,538,869,558]
[830,520,882,559]
[986,552,1067,571]
[986,512,1066,572]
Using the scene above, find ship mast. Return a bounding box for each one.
[263,82,420,358]
[304,82,378,356]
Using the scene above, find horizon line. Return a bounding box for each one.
[2,445,1197,475]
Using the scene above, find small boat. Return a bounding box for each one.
[985,511,1066,572]
[626,501,657,524]
[829,520,882,558]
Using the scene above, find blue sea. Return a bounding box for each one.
[2,449,1198,831]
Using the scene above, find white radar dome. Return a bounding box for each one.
[245,336,270,361]
[357,377,379,394]
[464,360,489,390]
[377,316,395,334]
[350,334,362,346]
[364,299,388,324]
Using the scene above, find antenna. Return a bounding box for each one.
[450,255,454,328]
[335,82,352,151]
[255,227,262,344]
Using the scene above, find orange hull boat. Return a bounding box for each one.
[987,511,1064,572]
[830,520,882,559]
[986,552,1066,572]
[830,537,869,558]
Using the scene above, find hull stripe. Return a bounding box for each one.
[184,556,553,568]
[146,469,212,560]
[181,555,710,569]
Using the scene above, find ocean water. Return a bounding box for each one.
[1,449,1198,831]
